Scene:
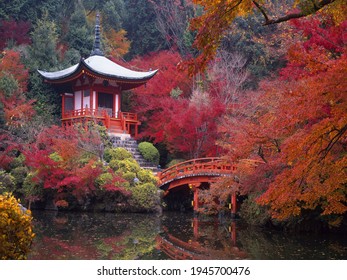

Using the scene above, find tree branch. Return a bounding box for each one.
[319,124,347,162]
[253,0,336,25]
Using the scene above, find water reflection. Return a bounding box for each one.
[28,211,347,260]
[157,213,247,260]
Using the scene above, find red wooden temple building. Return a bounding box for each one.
[38,14,157,137]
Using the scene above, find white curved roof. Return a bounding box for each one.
[38,55,157,82]
[38,64,79,80]
[84,55,157,80]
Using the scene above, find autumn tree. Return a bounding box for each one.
[188,0,346,73]
[22,124,128,209]
[149,0,197,56]
[209,50,249,105]
[0,19,31,50]
[0,49,35,130]
[215,16,347,228]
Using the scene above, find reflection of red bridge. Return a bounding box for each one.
[158,158,239,214]
[156,220,248,260]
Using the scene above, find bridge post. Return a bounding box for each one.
[192,217,199,238]
[229,221,237,247]
[193,186,199,212]
[231,192,237,217]
[190,184,200,212]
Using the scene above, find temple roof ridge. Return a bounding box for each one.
[90,13,104,56]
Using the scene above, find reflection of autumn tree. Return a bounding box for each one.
[29,212,160,260]
[109,217,159,259]
[237,225,346,259]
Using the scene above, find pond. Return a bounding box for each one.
[28,211,347,260]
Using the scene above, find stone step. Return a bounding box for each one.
[110,135,159,172]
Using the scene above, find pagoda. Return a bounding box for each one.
[38,14,157,137]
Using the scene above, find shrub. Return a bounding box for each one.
[129,183,159,212]
[109,158,140,174]
[95,172,113,187]
[10,166,29,187]
[123,172,136,184]
[0,193,35,259]
[0,170,16,193]
[137,169,158,185]
[9,154,26,169]
[239,193,271,226]
[104,147,133,162]
[138,142,160,165]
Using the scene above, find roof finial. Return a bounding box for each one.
[91,13,104,56]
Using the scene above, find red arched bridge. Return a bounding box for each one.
[157,157,240,214]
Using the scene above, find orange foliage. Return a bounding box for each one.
[218,17,347,226]
[188,0,345,73]
[105,29,130,58]
[0,50,35,128]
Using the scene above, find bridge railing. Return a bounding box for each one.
[158,157,236,186]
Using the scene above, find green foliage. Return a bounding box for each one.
[0,171,16,193]
[138,142,160,165]
[221,15,283,89]
[239,194,271,226]
[0,193,35,260]
[95,172,113,187]
[170,87,183,99]
[28,13,60,70]
[96,125,113,150]
[137,169,158,185]
[10,166,28,189]
[25,14,62,119]
[109,158,141,174]
[0,74,19,97]
[129,182,159,212]
[101,0,126,32]
[49,152,63,162]
[123,0,165,58]
[64,3,93,58]
[166,158,185,168]
[22,172,43,207]
[104,147,133,162]
[123,172,136,184]
[0,0,28,20]
[9,154,25,169]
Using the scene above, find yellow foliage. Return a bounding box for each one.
[105,29,130,58]
[0,193,35,260]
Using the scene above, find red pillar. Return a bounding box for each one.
[135,124,138,138]
[193,187,199,211]
[192,217,199,238]
[231,192,237,216]
[229,221,237,247]
[61,94,65,118]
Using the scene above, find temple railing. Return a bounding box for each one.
[62,108,137,121]
[62,108,140,137]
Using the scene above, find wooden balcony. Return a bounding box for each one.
[61,108,141,137]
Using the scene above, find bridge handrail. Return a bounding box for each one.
[158,157,235,185]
